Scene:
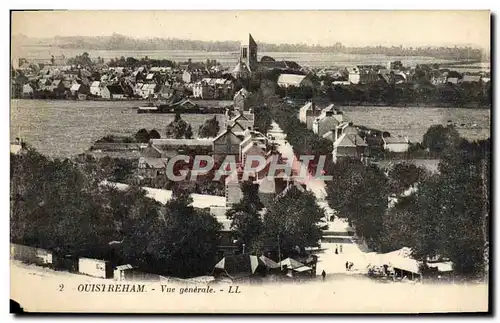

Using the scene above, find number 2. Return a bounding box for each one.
[59,284,64,291]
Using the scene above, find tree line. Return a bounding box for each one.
[325,132,490,277]
[45,34,487,60]
[279,80,491,107]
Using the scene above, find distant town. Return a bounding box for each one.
[11,33,491,109]
[11,33,490,293]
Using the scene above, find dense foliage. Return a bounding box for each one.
[10,147,222,277]
[325,134,490,277]
[226,182,324,258]
[198,116,220,138]
[269,97,333,164]
[422,124,461,155]
[166,113,193,139]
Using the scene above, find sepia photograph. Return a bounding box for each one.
[9,9,491,314]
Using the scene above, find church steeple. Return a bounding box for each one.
[240,33,258,73]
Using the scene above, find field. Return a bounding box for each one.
[10,99,226,158]
[10,99,491,158]
[12,46,478,69]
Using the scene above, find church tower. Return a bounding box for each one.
[240,33,258,72]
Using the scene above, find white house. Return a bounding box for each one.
[332,123,368,163]
[347,67,360,84]
[277,74,313,88]
[382,136,410,153]
[90,81,102,97]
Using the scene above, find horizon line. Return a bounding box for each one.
[12,33,490,50]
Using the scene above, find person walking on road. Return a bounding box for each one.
[345,261,349,271]
[340,244,343,253]
[321,270,326,281]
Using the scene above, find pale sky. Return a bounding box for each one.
[11,10,491,48]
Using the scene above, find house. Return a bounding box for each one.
[140,84,157,99]
[149,138,213,158]
[225,179,244,208]
[446,77,459,85]
[393,72,407,84]
[192,81,213,99]
[382,136,410,153]
[137,156,168,178]
[359,69,380,84]
[332,123,368,163]
[10,243,53,266]
[298,101,321,130]
[78,257,113,279]
[277,74,313,88]
[192,78,234,99]
[213,127,243,162]
[182,70,201,84]
[145,73,156,82]
[233,88,253,111]
[347,67,360,84]
[227,110,254,131]
[133,82,144,96]
[61,80,72,91]
[113,264,163,282]
[460,75,481,84]
[241,141,266,167]
[102,84,126,100]
[431,76,447,85]
[228,120,247,135]
[22,84,34,98]
[279,257,314,278]
[312,104,344,138]
[70,83,90,99]
[90,81,103,97]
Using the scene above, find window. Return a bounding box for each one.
[242,48,248,59]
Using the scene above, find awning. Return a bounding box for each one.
[279,258,305,270]
[293,265,313,273]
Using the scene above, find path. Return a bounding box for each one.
[268,121,372,275]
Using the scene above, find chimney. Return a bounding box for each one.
[334,125,340,142]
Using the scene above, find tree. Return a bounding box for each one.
[165,113,193,139]
[149,129,161,139]
[387,163,429,195]
[326,159,389,250]
[259,185,323,258]
[226,181,264,253]
[380,138,490,276]
[198,116,220,138]
[422,124,461,155]
[135,128,150,143]
[122,192,221,277]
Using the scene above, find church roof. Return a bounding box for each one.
[242,33,258,47]
[249,33,257,47]
[232,61,250,74]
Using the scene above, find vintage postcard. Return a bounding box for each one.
[9,10,491,314]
